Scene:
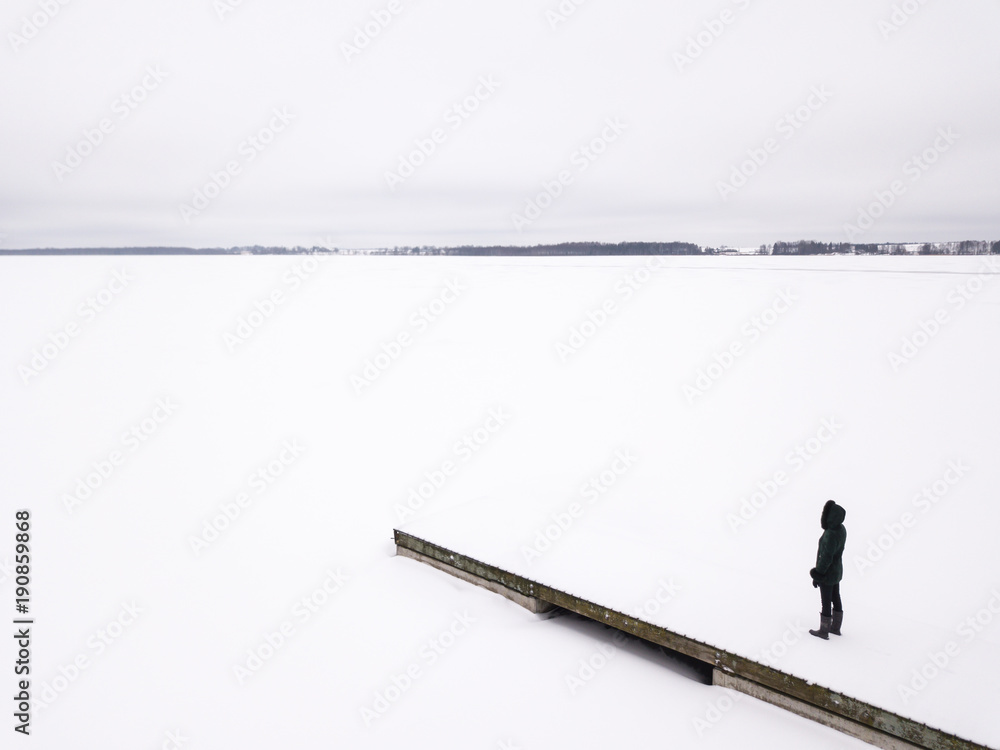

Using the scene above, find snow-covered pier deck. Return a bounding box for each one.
[395,528,994,750]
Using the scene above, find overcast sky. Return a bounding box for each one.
[1,0,998,249]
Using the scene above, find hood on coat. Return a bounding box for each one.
[821,499,846,530]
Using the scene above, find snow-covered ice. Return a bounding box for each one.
[2,253,997,748]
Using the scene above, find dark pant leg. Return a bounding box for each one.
[831,584,842,613]
[819,585,833,617]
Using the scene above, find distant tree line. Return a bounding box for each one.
[399,241,707,256]
[916,240,997,255]
[0,245,330,255]
[760,240,998,256]
[3,240,997,256]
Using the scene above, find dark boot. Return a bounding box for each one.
[830,610,843,636]
[809,613,832,640]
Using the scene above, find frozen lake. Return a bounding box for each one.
[2,254,998,748]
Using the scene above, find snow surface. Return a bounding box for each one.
[2,254,998,749]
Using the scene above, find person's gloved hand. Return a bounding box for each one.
[813,579,819,588]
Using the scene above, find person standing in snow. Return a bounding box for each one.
[809,499,847,640]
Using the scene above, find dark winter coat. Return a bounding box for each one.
[810,500,847,587]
